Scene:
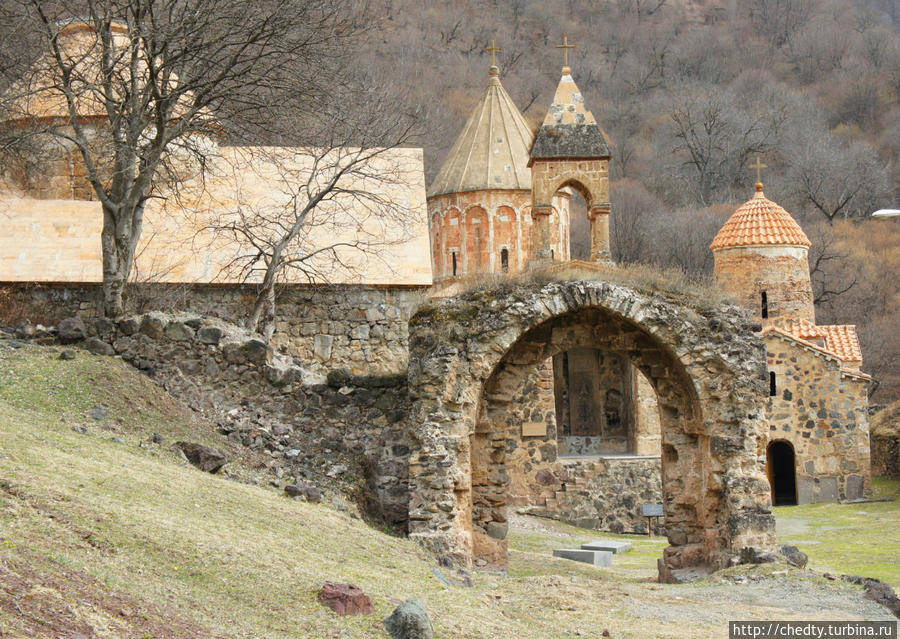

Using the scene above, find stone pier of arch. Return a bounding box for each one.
[406,278,777,574]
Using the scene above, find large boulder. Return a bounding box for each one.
[57,317,86,344]
[175,442,228,473]
[83,337,115,356]
[384,598,434,639]
[317,582,374,616]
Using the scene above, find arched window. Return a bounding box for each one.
[761,291,769,319]
[500,248,509,272]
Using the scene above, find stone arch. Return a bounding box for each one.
[407,280,775,574]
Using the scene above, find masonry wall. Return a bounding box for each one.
[766,335,872,503]
[714,246,815,324]
[498,357,664,536]
[427,189,571,281]
[0,282,426,375]
[51,311,413,529]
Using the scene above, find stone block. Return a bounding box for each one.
[197,326,223,345]
[817,476,839,502]
[581,540,632,554]
[314,334,334,361]
[552,548,613,566]
[845,474,864,501]
[797,478,814,505]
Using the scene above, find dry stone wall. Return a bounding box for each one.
[2,282,425,376]
[55,311,413,529]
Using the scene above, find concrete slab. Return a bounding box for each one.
[552,549,613,566]
[581,540,633,554]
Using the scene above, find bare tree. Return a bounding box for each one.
[0,0,365,317]
[787,133,893,224]
[205,80,421,336]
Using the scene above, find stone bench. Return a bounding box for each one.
[581,540,632,554]
[552,548,613,566]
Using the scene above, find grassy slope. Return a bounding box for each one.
[0,344,897,637]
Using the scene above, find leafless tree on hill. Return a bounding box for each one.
[0,0,372,318]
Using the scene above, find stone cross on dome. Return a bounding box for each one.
[750,155,768,190]
[556,34,576,70]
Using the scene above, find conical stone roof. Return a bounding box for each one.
[529,66,610,162]
[428,66,534,197]
[710,183,811,250]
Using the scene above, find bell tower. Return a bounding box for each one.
[529,36,612,263]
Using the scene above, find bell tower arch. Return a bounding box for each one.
[529,41,612,264]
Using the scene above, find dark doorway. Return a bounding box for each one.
[767,440,797,506]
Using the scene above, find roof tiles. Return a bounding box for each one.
[710,184,810,250]
[775,318,863,366]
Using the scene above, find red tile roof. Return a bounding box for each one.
[710,183,811,250]
[778,319,863,366]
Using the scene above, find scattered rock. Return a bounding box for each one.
[317,582,374,616]
[485,521,508,540]
[150,433,165,444]
[384,598,434,639]
[242,339,272,366]
[15,323,35,339]
[72,425,89,434]
[59,349,77,360]
[175,441,228,473]
[83,337,115,356]
[110,436,126,444]
[284,482,322,503]
[197,326,223,345]
[740,546,779,564]
[326,464,348,477]
[164,321,195,341]
[92,317,116,341]
[8,340,24,349]
[117,317,140,335]
[87,405,108,421]
[780,545,808,568]
[843,575,900,617]
[57,317,86,344]
[139,313,167,339]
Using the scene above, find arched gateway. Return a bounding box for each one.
[407,279,776,574]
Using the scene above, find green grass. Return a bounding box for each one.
[775,478,900,589]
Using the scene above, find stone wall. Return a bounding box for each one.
[52,312,413,529]
[1,282,425,376]
[766,332,872,502]
[522,456,664,535]
[714,246,815,324]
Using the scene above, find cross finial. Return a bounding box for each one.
[486,38,501,67]
[750,155,768,185]
[556,34,576,68]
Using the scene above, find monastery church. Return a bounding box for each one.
[0,24,872,542]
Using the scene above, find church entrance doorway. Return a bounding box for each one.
[767,440,797,506]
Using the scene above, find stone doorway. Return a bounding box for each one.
[767,440,798,506]
[407,279,776,573]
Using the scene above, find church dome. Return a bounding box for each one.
[427,66,534,197]
[710,183,810,250]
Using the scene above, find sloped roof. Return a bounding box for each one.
[779,319,863,365]
[0,146,432,286]
[428,66,534,197]
[529,66,610,161]
[710,183,811,250]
